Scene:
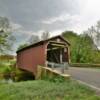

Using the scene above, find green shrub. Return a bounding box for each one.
[0,61,34,82]
[1,66,14,80]
[0,61,16,80]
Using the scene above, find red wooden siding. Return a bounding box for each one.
[17,43,47,75]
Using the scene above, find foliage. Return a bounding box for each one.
[0,55,15,61]
[0,62,12,80]
[28,35,40,44]
[73,34,95,63]
[0,61,11,73]
[86,21,100,49]
[0,80,99,100]
[0,59,34,81]
[42,73,66,83]
[62,31,80,62]
[92,51,100,64]
[41,31,50,40]
[0,16,15,54]
[0,60,16,80]
[62,21,100,64]
[18,31,50,51]
[17,43,29,51]
[0,16,10,31]
[62,30,100,63]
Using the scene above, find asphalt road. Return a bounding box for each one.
[65,67,100,90]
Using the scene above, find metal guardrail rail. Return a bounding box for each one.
[46,61,70,73]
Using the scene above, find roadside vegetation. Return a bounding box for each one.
[0,60,34,82]
[0,80,100,100]
[62,26,100,64]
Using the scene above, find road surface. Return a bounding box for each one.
[64,67,100,93]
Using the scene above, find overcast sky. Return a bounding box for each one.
[0,0,100,54]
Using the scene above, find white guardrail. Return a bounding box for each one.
[46,61,70,73]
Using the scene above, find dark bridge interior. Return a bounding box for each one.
[47,41,68,64]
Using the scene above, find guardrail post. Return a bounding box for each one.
[61,64,64,74]
[51,63,54,70]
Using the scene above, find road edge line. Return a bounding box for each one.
[77,80,100,92]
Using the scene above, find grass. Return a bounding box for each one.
[0,80,100,100]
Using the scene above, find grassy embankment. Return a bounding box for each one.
[0,61,100,100]
[0,79,100,100]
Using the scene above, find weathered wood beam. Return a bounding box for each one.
[50,44,67,47]
[47,46,67,51]
[49,41,66,45]
[47,47,60,51]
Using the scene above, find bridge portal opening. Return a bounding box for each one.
[47,41,68,65]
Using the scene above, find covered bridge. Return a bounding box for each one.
[16,35,70,76]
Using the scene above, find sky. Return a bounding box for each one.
[0,0,100,54]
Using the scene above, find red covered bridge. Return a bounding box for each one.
[16,35,70,76]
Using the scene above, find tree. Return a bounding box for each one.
[74,33,94,63]
[0,17,15,54]
[62,31,95,63]
[86,21,100,50]
[0,16,11,31]
[28,35,40,44]
[17,43,29,51]
[18,35,40,51]
[41,31,50,40]
[82,21,100,63]
[62,31,79,62]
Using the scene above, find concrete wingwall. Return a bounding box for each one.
[36,65,71,80]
